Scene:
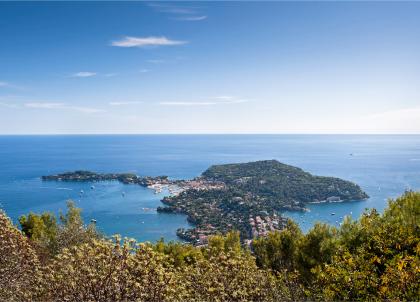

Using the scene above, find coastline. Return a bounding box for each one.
[42,160,368,244]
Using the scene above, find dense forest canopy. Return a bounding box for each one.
[1,191,418,301]
[162,160,368,243]
[202,160,368,203]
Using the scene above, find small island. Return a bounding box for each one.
[42,160,368,244]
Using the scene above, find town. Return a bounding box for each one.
[42,160,368,245]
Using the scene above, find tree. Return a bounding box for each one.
[312,191,420,301]
[181,250,298,301]
[253,219,302,271]
[296,222,338,283]
[0,211,41,300]
[2,191,419,301]
[19,200,101,257]
[154,239,204,267]
[206,230,242,257]
[19,211,57,241]
[55,200,101,253]
[40,237,184,301]
[19,211,58,259]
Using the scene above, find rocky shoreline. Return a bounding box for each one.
[42,160,368,245]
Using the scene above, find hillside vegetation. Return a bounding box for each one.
[162,160,368,243]
[202,160,368,203]
[1,191,418,301]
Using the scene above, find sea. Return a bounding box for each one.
[1,135,419,242]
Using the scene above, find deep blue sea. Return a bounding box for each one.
[1,135,419,242]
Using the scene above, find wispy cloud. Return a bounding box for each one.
[214,96,235,101]
[109,101,143,106]
[0,97,104,114]
[366,106,420,121]
[139,69,150,73]
[148,3,207,22]
[70,72,117,78]
[159,96,250,107]
[69,106,105,113]
[72,71,97,78]
[148,3,196,15]
[25,102,104,113]
[25,102,64,109]
[0,96,23,109]
[147,59,165,64]
[172,15,207,21]
[111,36,187,48]
[353,105,420,133]
[214,96,249,104]
[0,81,22,89]
[160,101,218,106]
[0,101,19,109]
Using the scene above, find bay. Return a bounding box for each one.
[1,134,419,241]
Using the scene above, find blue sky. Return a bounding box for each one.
[0,1,419,134]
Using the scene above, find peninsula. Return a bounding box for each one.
[42,171,172,188]
[42,160,368,244]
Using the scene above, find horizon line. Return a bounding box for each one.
[1,133,420,136]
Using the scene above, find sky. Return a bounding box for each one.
[0,1,419,134]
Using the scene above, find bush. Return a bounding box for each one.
[19,200,101,258]
[0,211,41,300]
[1,192,418,301]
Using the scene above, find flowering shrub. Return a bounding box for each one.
[0,192,418,301]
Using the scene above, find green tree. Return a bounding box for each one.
[312,191,420,301]
[154,239,204,267]
[19,211,58,258]
[19,200,101,257]
[253,219,302,271]
[206,230,242,257]
[55,200,100,253]
[19,211,57,241]
[296,222,338,283]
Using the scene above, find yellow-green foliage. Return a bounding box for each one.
[253,219,338,282]
[248,191,419,300]
[313,191,420,301]
[19,200,101,258]
[0,192,418,301]
[0,211,40,300]
[37,234,299,301]
[40,237,182,301]
[19,211,57,242]
[180,251,295,301]
[253,220,303,271]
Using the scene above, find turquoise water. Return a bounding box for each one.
[1,135,419,241]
